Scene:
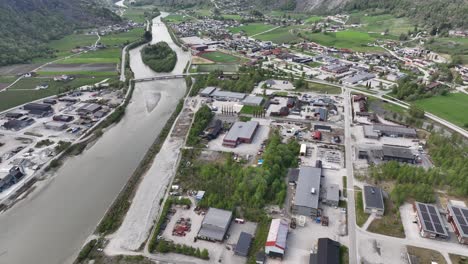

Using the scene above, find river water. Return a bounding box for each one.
[0,14,189,264]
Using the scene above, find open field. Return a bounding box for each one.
[44,34,98,59]
[348,12,414,37]
[0,77,110,111]
[367,197,405,238]
[100,28,145,47]
[60,48,121,64]
[305,16,323,24]
[304,31,385,52]
[199,51,242,64]
[268,11,309,20]
[255,26,302,44]
[413,93,468,127]
[355,187,367,227]
[195,64,239,72]
[37,71,116,77]
[302,81,342,94]
[450,253,468,264]
[222,14,242,20]
[425,37,468,64]
[229,23,276,36]
[407,246,447,264]
[122,8,149,23]
[164,14,193,23]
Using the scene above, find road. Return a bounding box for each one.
[250,26,281,37]
[343,88,358,264]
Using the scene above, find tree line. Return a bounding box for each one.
[141,42,177,72]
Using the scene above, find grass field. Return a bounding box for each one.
[304,31,385,52]
[449,254,468,264]
[164,14,194,23]
[240,105,264,115]
[195,64,239,72]
[0,77,110,111]
[100,28,145,47]
[222,14,242,20]
[407,246,447,264]
[199,51,242,64]
[122,8,149,23]
[348,12,414,37]
[60,48,121,64]
[303,82,342,94]
[355,187,368,227]
[37,71,117,77]
[305,16,323,24]
[413,93,468,127]
[425,37,468,64]
[255,26,302,44]
[230,23,276,36]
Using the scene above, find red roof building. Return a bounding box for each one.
[265,219,289,259]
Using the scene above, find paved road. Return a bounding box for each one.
[343,88,358,264]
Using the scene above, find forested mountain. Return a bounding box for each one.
[0,0,120,66]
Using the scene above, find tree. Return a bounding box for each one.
[201,249,209,260]
[409,105,425,119]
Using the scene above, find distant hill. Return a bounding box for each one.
[0,0,120,66]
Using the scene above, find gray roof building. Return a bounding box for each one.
[382,145,416,163]
[415,202,449,239]
[288,168,300,183]
[372,124,417,138]
[211,89,246,101]
[234,232,253,257]
[293,167,322,217]
[447,204,468,244]
[324,184,340,207]
[198,208,233,241]
[242,96,264,106]
[363,185,385,215]
[363,125,379,139]
[223,121,259,147]
[309,238,340,264]
[200,86,217,97]
[343,72,375,85]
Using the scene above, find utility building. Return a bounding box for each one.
[414,202,449,239]
[265,219,288,258]
[363,185,385,216]
[292,166,322,217]
[447,204,468,244]
[381,145,416,164]
[197,208,232,242]
[223,121,259,148]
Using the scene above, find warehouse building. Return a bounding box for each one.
[324,184,340,207]
[309,238,340,264]
[23,103,53,117]
[223,121,259,147]
[53,115,74,122]
[381,145,416,164]
[44,121,68,131]
[292,166,322,217]
[242,96,264,106]
[343,72,375,85]
[211,89,246,101]
[363,185,385,216]
[265,219,289,258]
[372,124,417,138]
[197,208,233,242]
[314,124,332,132]
[200,86,217,97]
[234,232,253,257]
[2,118,34,131]
[414,202,449,239]
[447,204,468,244]
[77,103,102,115]
[0,166,25,193]
[363,125,379,139]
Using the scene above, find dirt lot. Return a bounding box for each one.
[161,205,257,264]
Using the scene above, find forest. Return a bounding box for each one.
[391,77,449,101]
[141,42,177,72]
[0,0,119,66]
[369,133,468,206]
[186,105,214,147]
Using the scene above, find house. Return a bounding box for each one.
[387,72,406,82]
[381,145,416,164]
[292,166,322,217]
[324,184,340,207]
[446,204,468,245]
[309,238,340,264]
[265,219,288,258]
[197,208,233,242]
[0,166,25,192]
[414,202,449,239]
[363,185,385,216]
[223,121,259,148]
[234,232,253,257]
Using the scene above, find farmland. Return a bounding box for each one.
[199,51,243,64]
[303,31,385,52]
[230,23,277,36]
[348,12,414,37]
[413,93,468,127]
[255,26,303,44]
[425,37,468,64]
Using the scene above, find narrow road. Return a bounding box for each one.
[251,26,281,37]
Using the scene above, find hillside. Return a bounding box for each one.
[0,0,120,66]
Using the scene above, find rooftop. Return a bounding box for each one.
[415,202,448,237]
[363,185,384,210]
[234,232,253,256]
[211,89,246,100]
[242,95,264,106]
[447,204,468,238]
[309,238,340,264]
[294,166,322,209]
[325,184,340,203]
[382,145,415,159]
[373,124,417,137]
[224,121,259,142]
[198,208,233,241]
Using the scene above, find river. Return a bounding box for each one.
[0,13,189,264]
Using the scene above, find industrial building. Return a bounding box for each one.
[44,121,68,131]
[77,103,102,115]
[343,72,376,85]
[2,118,34,131]
[53,115,74,122]
[0,166,25,193]
[414,202,449,239]
[204,119,222,140]
[223,121,259,147]
[363,125,379,139]
[363,185,385,216]
[211,89,246,101]
[292,166,322,217]
[447,204,468,244]
[23,103,53,117]
[242,96,264,106]
[309,238,340,264]
[287,168,300,185]
[314,124,332,132]
[324,184,340,207]
[381,145,416,164]
[197,208,233,242]
[234,232,253,257]
[265,219,289,258]
[200,86,217,97]
[372,124,417,138]
[315,108,328,121]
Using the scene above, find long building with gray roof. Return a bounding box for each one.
[292,166,322,217]
[223,121,259,147]
[197,208,233,241]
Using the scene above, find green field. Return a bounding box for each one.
[304,31,385,52]
[222,14,242,20]
[255,26,302,44]
[304,16,323,24]
[349,12,414,37]
[195,64,239,72]
[199,51,242,64]
[303,82,342,94]
[268,11,309,20]
[164,13,195,23]
[0,77,110,111]
[413,93,468,127]
[45,34,98,58]
[100,28,145,47]
[230,23,276,36]
[37,71,117,77]
[60,48,121,64]
[425,37,468,64]
[122,8,149,23]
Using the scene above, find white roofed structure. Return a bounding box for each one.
[265,219,289,258]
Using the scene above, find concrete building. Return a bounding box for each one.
[265,219,288,258]
[343,72,375,85]
[363,185,385,216]
[200,86,217,97]
[77,103,102,115]
[414,202,449,239]
[363,125,379,139]
[242,96,264,106]
[23,103,53,117]
[324,184,340,207]
[314,124,332,132]
[234,232,253,257]
[372,124,417,138]
[309,238,340,264]
[0,166,25,193]
[223,121,259,147]
[197,208,233,242]
[447,204,468,244]
[292,166,322,217]
[211,89,246,101]
[44,121,68,131]
[381,145,416,164]
[2,118,34,131]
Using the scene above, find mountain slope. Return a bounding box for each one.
[0,0,120,66]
